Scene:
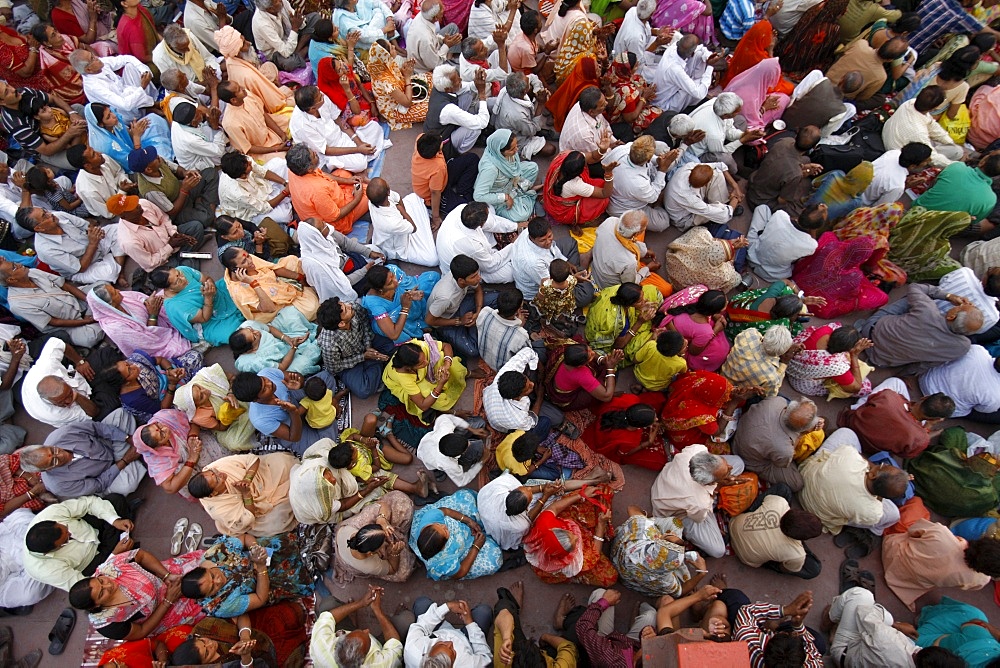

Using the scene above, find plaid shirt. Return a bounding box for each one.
[318,304,375,374]
[483,347,538,432]
[577,600,639,668]
[734,602,823,668]
[911,0,983,52]
[720,329,787,398]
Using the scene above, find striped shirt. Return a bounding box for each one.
[734,602,824,668]
[476,306,531,372]
[910,0,982,52]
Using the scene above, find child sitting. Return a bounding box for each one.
[495,430,567,481]
[20,96,83,147]
[634,330,688,392]
[300,376,338,429]
[533,258,580,325]
[326,425,433,499]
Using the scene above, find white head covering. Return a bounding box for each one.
[297,220,358,303]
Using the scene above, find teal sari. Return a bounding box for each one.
[917,598,1000,668]
[162,266,243,346]
[233,307,322,376]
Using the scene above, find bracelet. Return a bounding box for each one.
[29,47,38,53]
[593,536,605,542]
[165,599,175,606]
[627,328,637,336]
[250,281,261,289]
[471,543,481,552]
[604,176,614,181]
[606,372,616,378]
[443,356,453,362]
[184,461,196,469]
[239,627,252,637]
[399,308,410,315]
[241,660,253,668]
[720,413,736,421]
[26,491,33,500]
[430,390,441,399]
[297,273,306,283]
[167,385,177,392]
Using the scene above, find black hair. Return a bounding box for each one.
[327,441,355,469]
[365,265,391,291]
[520,8,541,35]
[366,178,390,207]
[231,371,263,402]
[149,269,172,289]
[511,431,540,462]
[771,295,804,320]
[497,370,528,399]
[939,50,975,81]
[497,289,524,318]
[304,376,328,401]
[554,151,586,197]
[391,342,422,369]
[557,0,580,17]
[656,330,685,357]
[439,431,469,457]
[877,36,909,61]
[986,273,1000,298]
[317,297,345,331]
[794,125,821,152]
[17,90,45,116]
[170,639,204,666]
[451,254,480,281]
[220,151,250,179]
[140,425,158,448]
[891,12,921,34]
[761,632,806,668]
[69,578,99,612]
[313,17,335,41]
[89,103,111,127]
[214,215,242,244]
[417,524,448,558]
[346,524,386,553]
[669,289,726,316]
[228,329,253,357]
[180,567,207,598]
[24,165,54,194]
[460,202,489,230]
[610,282,644,307]
[826,326,859,354]
[778,509,823,541]
[563,344,589,367]
[24,520,62,553]
[870,467,909,499]
[505,488,529,515]
[921,393,955,419]
[914,646,967,668]
[187,473,213,498]
[600,403,657,430]
[294,85,320,112]
[915,85,946,113]
[29,22,50,45]
[972,32,998,54]
[981,153,1000,178]
[416,133,443,159]
[220,246,243,271]
[578,86,603,113]
[66,144,89,170]
[965,538,1000,577]
[549,259,573,282]
[97,363,125,389]
[797,203,826,230]
[527,217,551,239]
[900,142,933,168]
[217,80,239,103]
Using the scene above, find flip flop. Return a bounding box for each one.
[184,522,203,554]
[47,608,75,656]
[201,533,221,550]
[839,558,861,594]
[845,530,876,560]
[856,570,877,596]
[170,517,189,557]
[833,530,859,549]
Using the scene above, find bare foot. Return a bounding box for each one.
[416,469,430,497]
[510,580,524,608]
[554,593,576,630]
[709,573,728,589]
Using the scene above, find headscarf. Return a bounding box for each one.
[173,363,232,419]
[161,28,207,80]
[723,57,784,127]
[86,288,192,358]
[482,129,522,181]
[365,42,398,83]
[214,25,245,58]
[722,20,775,86]
[524,510,585,575]
[132,408,191,492]
[296,220,357,303]
[85,103,174,169]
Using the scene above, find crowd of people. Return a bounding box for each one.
[0,0,999,664]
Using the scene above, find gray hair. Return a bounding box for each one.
[784,398,819,432]
[159,68,184,91]
[163,24,188,49]
[91,283,113,304]
[460,36,480,61]
[761,324,792,357]
[421,0,441,19]
[713,92,743,117]
[38,375,67,401]
[255,0,276,9]
[636,0,656,19]
[17,444,48,473]
[949,306,983,335]
[668,113,694,138]
[285,143,316,176]
[618,210,646,238]
[505,71,529,99]
[69,49,91,74]
[421,654,454,668]
[432,64,457,92]
[334,635,367,668]
[689,451,724,485]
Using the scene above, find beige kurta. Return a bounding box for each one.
[200,453,298,537]
[799,444,883,535]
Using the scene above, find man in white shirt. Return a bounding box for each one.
[427,65,491,155]
[510,218,592,303]
[217,152,293,225]
[459,33,509,91]
[170,102,229,171]
[653,34,724,112]
[71,50,156,123]
[688,92,764,173]
[252,0,317,71]
[664,161,742,231]
[934,266,1000,335]
[603,135,678,231]
[403,599,492,668]
[21,337,99,428]
[366,177,439,265]
[416,413,486,487]
[289,85,385,173]
[747,204,825,282]
[68,145,133,221]
[309,587,404,668]
[883,87,966,167]
[1,262,103,347]
[478,472,545,550]
[862,143,933,207]
[613,0,675,78]
[482,346,564,433]
[920,344,1000,420]
[407,0,462,73]
[152,25,221,87]
[15,206,124,286]
[435,202,516,283]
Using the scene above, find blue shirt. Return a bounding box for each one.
[247,368,290,436]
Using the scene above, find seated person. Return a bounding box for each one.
[826,586,924,667]
[610,506,708,597]
[653,34,720,112]
[733,591,824,665]
[288,85,385,174]
[558,87,618,174]
[747,204,825,282]
[544,344,620,411]
[301,376,337,430]
[556,588,662,665]
[218,80,290,163]
[495,430,561,481]
[286,143,369,236]
[102,349,203,423]
[604,138,679,232]
[920,345,1000,422]
[188,452,298,537]
[480,474,576,551]
[360,264,440,346]
[152,25,221,90]
[147,268,243,349]
[492,583,577,668]
[68,143,133,221]
[214,25,296,117]
[129,147,219,230]
[23,164,84,215]
[221,247,320,323]
[407,0,462,74]
[19,408,144,498]
[535,259,593,324]
[87,282,192,358]
[134,411,210,498]
[583,394,669,471]
[408,489,502,580]
[403,595,493,667]
[510,217,592,302]
[23,495,136,591]
[733,397,820,492]
[310,585,403,666]
[473,128,540,226]
[230,314,321,376]
[215,216,291,262]
[21,337,108,427]
[729,486,823,579]
[15,205,125,285]
[688,92,760,173]
[297,215,386,304]
[586,281,664,363]
[411,132,479,228]
[72,50,157,123]
[367,176,439,266]
[493,72,556,160]
[722,326,797,398]
[217,151,293,227]
[326,433,431,501]
[476,288,530,372]
[332,0,395,55]
[383,338,468,427]
[484,346,565,434]
[934,266,1000,336]
[827,37,908,110]
[787,323,873,399]
[0,83,86,170]
[747,126,824,218]
[839,377,954,458]
[862,143,933,207]
[590,212,666,293]
[417,414,488,488]
[436,202,517,283]
[664,162,743,232]
[169,102,228,171]
[785,70,862,137]
[0,261,102,347]
[543,149,614,228]
[252,0,316,72]
[425,65,490,156]
[172,363,255,453]
[159,68,215,122]
[425,254,492,361]
[83,101,173,173]
[633,330,688,393]
[315,297,388,399]
[367,40,434,132]
[107,193,205,273]
[332,493,418,585]
[884,86,966,166]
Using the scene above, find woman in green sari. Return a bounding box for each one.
[229,308,322,376]
[585,282,663,364]
[888,207,973,281]
[150,267,243,347]
[726,280,825,338]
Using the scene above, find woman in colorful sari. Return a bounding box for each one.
[87,283,192,359]
[289,438,388,524]
[612,507,700,597]
[604,51,670,141]
[791,232,888,318]
[317,54,379,125]
[334,490,416,583]
[723,57,791,129]
[544,342,620,411]
[969,84,1000,150]
[552,8,600,85]
[661,288,731,372]
[722,21,790,92]
[474,129,540,225]
[582,392,668,470]
[32,22,85,104]
[542,150,612,226]
[173,364,255,453]
[49,0,116,55]
[105,349,204,422]
[664,226,747,292]
[221,247,320,324]
[134,408,215,500]
[546,54,600,132]
[360,264,439,346]
[916,599,1000,668]
[69,548,206,640]
[409,488,502,580]
[832,202,909,287]
[775,0,848,75]
[541,0,588,52]
[150,266,243,348]
[214,26,294,116]
[806,162,874,221]
[887,207,973,282]
[230,313,321,376]
[382,337,468,424]
[725,280,820,338]
[785,322,873,398]
[660,370,746,452]
[181,532,314,619]
[98,625,193,668]
[524,485,618,586]
[84,102,174,171]
[367,40,430,131]
[585,282,664,363]
[650,0,714,45]
[168,618,281,667]
[0,453,48,517]
[0,24,52,91]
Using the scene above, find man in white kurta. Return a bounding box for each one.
[74,149,130,220]
[217,157,293,224]
[653,36,717,112]
[170,104,229,171]
[477,471,537,550]
[603,139,673,231]
[78,53,157,123]
[151,29,221,86]
[368,188,439,265]
[663,161,737,230]
[934,266,1000,335]
[407,0,460,72]
[22,337,96,428]
[435,203,516,283]
[747,204,821,281]
[919,344,1000,419]
[289,90,385,173]
[416,414,483,487]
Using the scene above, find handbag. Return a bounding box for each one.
[812,143,865,173]
[297,523,334,580]
[717,472,759,516]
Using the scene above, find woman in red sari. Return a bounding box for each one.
[32,23,86,104]
[0,26,51,91]
[661,370,749,453]
[546,55,599,132]
[584,393,668,470]
[720,20,793,94]
[98,625,192,668]
[0,452,48,515]
[317,55,377,123]
[542,150,612,226]
[50,0,117,56]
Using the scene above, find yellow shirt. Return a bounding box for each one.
[633,342,688,391]
[300,389,337,429]
[496,430,530,476]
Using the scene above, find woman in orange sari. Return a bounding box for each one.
[545,55,599,132]
[720,20,793,95]
[542,150,612,225]
[661,370,744,453]
[98,625,192,668]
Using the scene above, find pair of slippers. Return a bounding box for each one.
[48,608,75,655]
[839,559,876,595]
[171,518,204,556]
[833,526,876,559]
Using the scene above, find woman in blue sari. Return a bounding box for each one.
[409,488,502,580]
[150,267,243,347]
[84,102,173,171]
[359,264,439,347]
[102,349,204,422]
[917,598,1000,668]
[180,531,314,619]
[229,308,322,376]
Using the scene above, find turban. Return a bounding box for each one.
[214,26,244,58]
[127,146,158,173]
[106,194,140,216]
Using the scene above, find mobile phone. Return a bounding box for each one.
[354,182,362,190]
[265,547,274,566]
[180,252,213,260]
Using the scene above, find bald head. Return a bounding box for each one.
[366,177,389,206]
[947,303,984,335]
[678,34,700,58]
[795,125,822,152]
[689,164,714,188]
[839,71,864,96]
[784,399,818,432]
[38,375,73,407]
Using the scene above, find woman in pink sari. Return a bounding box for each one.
[723,57,790,129]
[87,283,192,358]
[650,0,715,45]
[32,23,87,104]
[134,408,218,501]
[791,232,888,318]
[969,85,1000,150]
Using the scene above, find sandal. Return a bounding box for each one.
[170,517,189,557]
[833,530,859,549]
[838,558,861,594]
[47,608,75,656]
[844,530,876,559]
[855,570,877,596]
[184,522,203,554]
[557,421,581,441]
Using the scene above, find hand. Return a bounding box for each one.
[783,591,813,623]
[444,32,463,47]
[698,585,722,601]
[85,0,97,14]
[802,295,826,307]
[207,106,222,129]
[112,518,134,532]
[181,171,202,191]
[765,0,783,16]
[401,59,415,78]
[504,193,514,209]
[892,621,919,639]
[230,639,257,658]
[139,71,153,89]
[283,371,304,389]
[383,16,395,34]
[451,600,475,625]
[499,633,514,665]
[290,11,304,30]
[740,128,766,144]
[801,163,824,177]
[474,68,487,96]
[144,294,163,316]
[7,337,25,361]
[731,235,750,249]
[201,66,219,87]
[598,129,613,153]
[461,312,477,327]
[234,268,254,284]
[707,52,726,67]
[948,293,972,306]
[86,225,105,246]
[602,589,622,606]
[187,435,202,461]
[689,553,707,572]
[642,83,656,100]
[128,118,149,141]
[492,27,508,46]
[850,338,874,355]
[536,87,550,103]
[275,398,299,413]
[166,367,185,385]
[249,543,268,565]
[762,95,781,112]
[122,445,141,464]
[657,149,680,171]
[606,349,625,369]
[201,279,216,299]
[112,535,135,553]
[10,171,25,189]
